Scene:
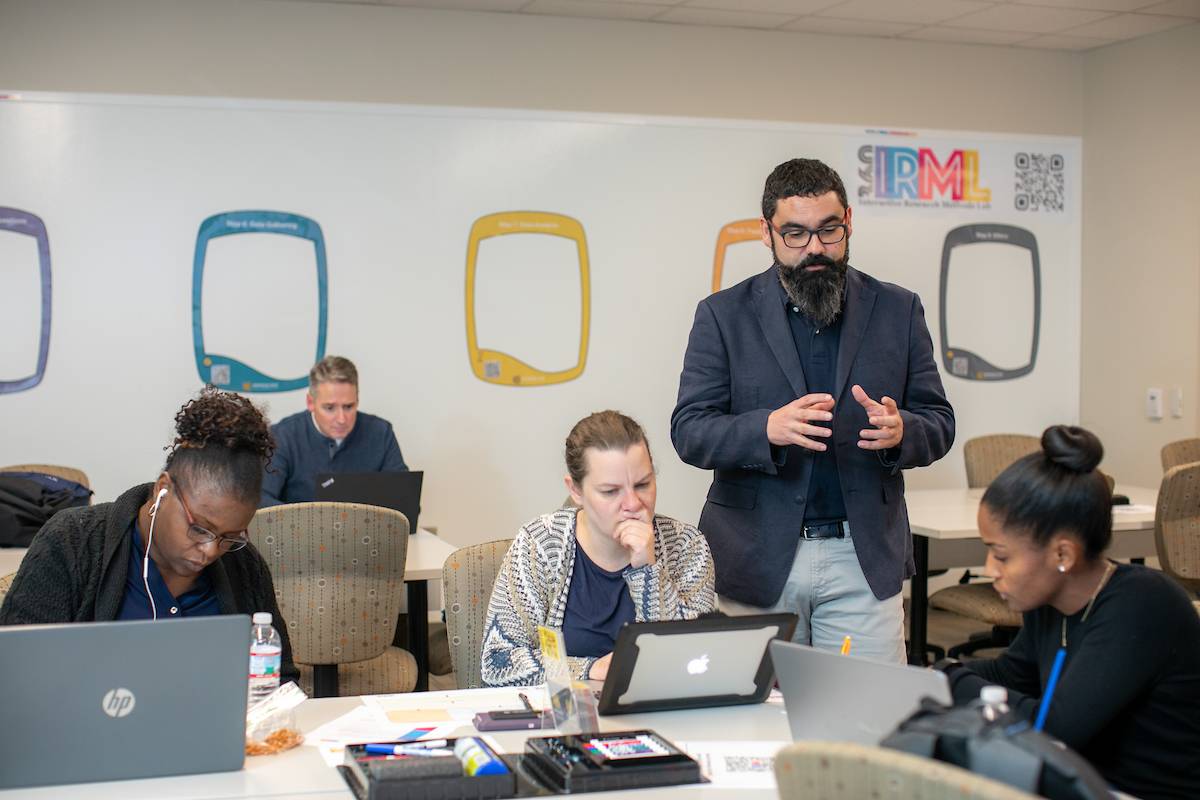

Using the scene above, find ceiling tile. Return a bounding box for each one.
[1017,32,1119,47]
[522,0,665,19]
[1136,0,1200,16]
[1013,0,1165,11]
[654,6,797,26]
[780,16,921,34]
[552,0,684,5]
[901,25,1034,43]
[813,0,997,25]
[1063,10,1195,35]
[947,4,1113,32]
[682,0,841,13]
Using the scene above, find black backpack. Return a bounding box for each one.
[0,474,91,547]
[881,697,1112,800]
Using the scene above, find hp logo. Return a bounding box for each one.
[101,688,136,718]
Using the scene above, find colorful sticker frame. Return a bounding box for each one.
[710,219,761,294]
[465,211,590,386]
[192,210,328,393]
[0,208,51,394]
[939,223,1041,381]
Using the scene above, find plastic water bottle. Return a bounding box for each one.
[248,612,282,708]
[980,684,1010,722]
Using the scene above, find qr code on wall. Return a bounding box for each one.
[1014,152,1065,212]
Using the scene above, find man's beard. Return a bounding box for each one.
[775,244,849,329]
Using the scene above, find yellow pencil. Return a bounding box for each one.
[840,635,852,655]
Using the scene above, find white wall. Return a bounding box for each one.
[1081,23,1200,487]
[0,0,1119,548]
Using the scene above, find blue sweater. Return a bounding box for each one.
[260,411,408,507]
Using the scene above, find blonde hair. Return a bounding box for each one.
[565,411,651,485]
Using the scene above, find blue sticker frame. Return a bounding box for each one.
[0,208,51,394]
[192,210,328,393]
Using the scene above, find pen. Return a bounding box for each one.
[364,743,454,757]
[840,636,852,656]
[518,692,535,712]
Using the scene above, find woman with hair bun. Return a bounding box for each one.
[937,425,1200,800]
[0,387,297,682]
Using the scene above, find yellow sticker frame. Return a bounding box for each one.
[711,218,762,295]
[465,211,590,386]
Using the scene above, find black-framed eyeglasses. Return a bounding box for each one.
[768,219,848,249]
[168,475,249,552]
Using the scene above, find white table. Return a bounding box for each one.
[0,529,461,691]
[904,485,1158,665]
[0,690,791,799]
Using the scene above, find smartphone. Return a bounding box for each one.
[472,709,549,731]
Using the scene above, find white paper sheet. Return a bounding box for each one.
[677,740,790,790]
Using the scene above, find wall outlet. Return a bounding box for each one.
[1146,387,1164,420]
[1171,388,1184,419]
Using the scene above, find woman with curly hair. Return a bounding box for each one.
[0,387,296,681]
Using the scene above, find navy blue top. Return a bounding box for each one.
[779,279,847,525]
[260,410,408,506]
[562,540,636,658]
[117,519,220,620]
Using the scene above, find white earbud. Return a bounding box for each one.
[144,486,169,621]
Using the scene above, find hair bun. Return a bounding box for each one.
[1041,425,1103,474]
[169,386,274,461]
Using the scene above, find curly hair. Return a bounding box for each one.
[164,386,275,505]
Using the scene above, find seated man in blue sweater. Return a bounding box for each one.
[260,356,408,507]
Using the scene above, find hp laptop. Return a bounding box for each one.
[598,613,797,715]
[771,639,952,745]
[0,615,250,789]
[314,470,423,533]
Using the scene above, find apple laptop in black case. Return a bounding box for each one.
[0,615,250,789]
[314,470,423,533]
[771,639,952,745]
[597,613,797,715]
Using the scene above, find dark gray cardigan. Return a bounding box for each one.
[0,483,298,682]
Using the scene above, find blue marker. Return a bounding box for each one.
[365,743,454,757]
[1034,647,1067,731]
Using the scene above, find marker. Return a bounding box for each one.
[840,636,852,656]
[365,743,454,757]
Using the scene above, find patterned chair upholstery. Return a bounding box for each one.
[1155,463,1200,596]
[962,435,1041,489]
[775,740,1037,799]
[1162,438,1200,472]
[443,539,513,689]
[0,572,14,608]
[249,502,416,697]
[929,434,1040,658]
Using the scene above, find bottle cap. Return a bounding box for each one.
[252,612,272,625]
[981,685,1007,705]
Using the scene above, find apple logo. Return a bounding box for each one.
[687,654,710,675]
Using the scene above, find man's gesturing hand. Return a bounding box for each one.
[767,393,835,451]
[851,384,903,450]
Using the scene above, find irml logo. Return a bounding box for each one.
[857,144,991,206]
[102,688,136,718]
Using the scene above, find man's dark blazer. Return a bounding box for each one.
[671,265,954,606]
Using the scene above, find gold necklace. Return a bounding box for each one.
[1060,560,1117,648]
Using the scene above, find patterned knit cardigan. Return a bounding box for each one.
[480,507,716,687]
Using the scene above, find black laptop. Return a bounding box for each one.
[313,470,423,533]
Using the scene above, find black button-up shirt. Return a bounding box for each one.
[778,280,847,525]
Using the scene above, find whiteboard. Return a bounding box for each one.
[0,92,1082,543]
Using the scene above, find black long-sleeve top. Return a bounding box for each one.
[947,563,1200,800]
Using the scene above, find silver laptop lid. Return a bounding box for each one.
[771,639,951,746]
[597,613,797,715]
[0,615,250,790]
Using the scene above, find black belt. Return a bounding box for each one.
[801,521,849,540]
